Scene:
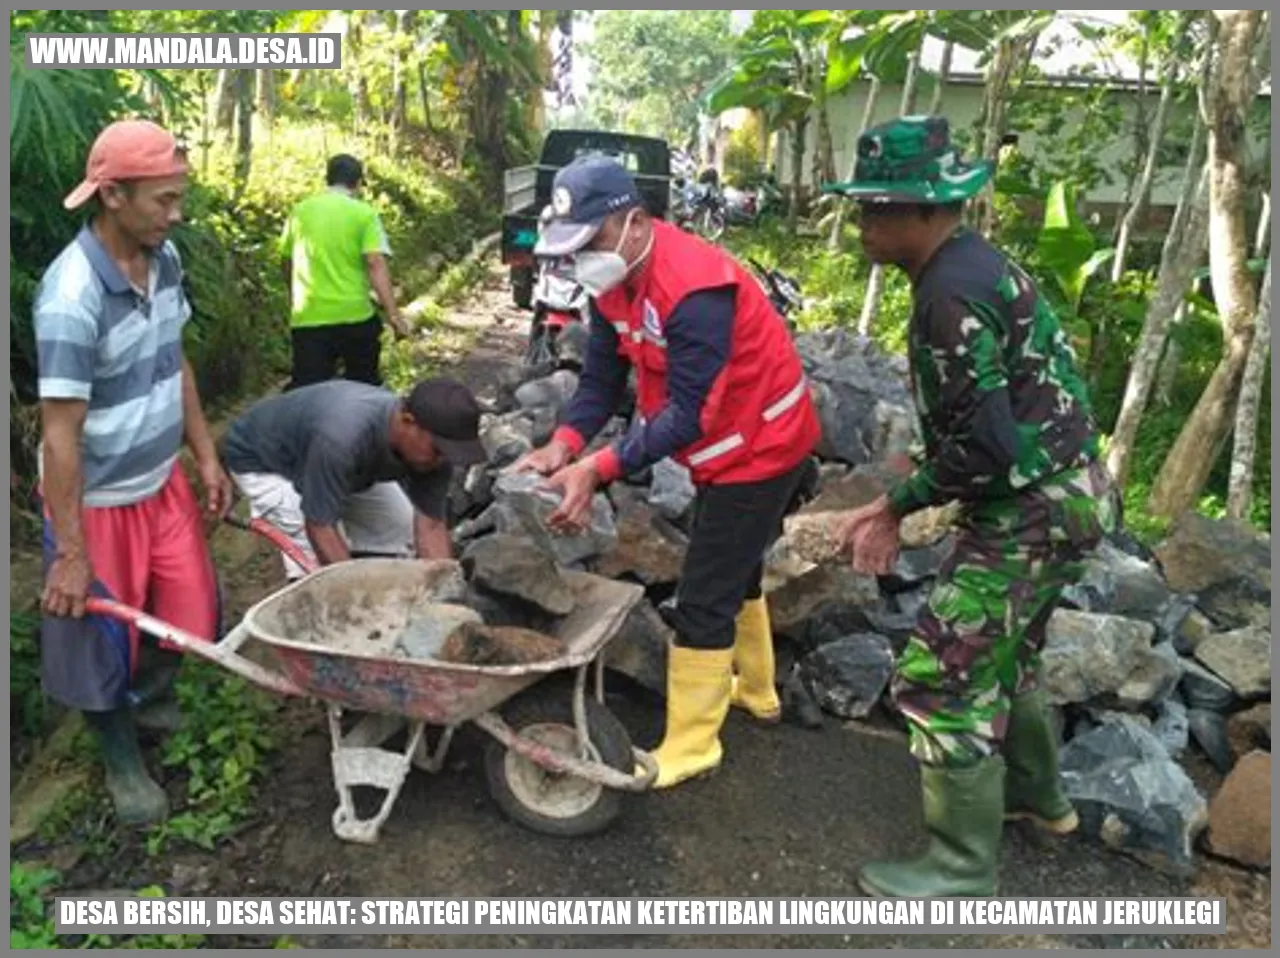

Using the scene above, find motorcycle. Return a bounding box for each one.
[673,169,727,242]
[724,177,785,226]
[525,257,590,368]
[747,257,805,330]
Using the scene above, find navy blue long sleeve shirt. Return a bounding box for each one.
[554,287,736,479]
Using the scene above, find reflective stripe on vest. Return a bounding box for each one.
[685,375,809,468]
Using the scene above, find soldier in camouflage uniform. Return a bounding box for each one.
[824,116,1115,898]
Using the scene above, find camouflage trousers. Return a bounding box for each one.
[892,460,1116,767]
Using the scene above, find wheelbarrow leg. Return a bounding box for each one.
[327,704,426,845]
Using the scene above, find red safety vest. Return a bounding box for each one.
[593,221,821,486]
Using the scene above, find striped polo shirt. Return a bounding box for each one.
[35,225,190,508]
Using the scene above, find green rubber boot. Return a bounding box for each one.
[858,756,1005,898]
[131,644,184,734]
[84,708,169,826]
[1003,689,1078,835]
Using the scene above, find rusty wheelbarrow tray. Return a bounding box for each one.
[87,557,656,845]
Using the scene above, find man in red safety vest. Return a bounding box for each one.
[513,155,821,789]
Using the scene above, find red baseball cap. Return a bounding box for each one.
[63,119,190,211]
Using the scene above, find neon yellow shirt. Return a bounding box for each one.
[278,187,391,328]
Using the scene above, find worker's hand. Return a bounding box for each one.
[510,438,573,477]
[196,454,234,519]
[43,552,94,619]
[388,313,412,339]
[543,459,601,534]
[832,495,901,577]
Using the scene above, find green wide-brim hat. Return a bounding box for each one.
[822,115,993,204]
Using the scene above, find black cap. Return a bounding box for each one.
[405,378,487,467]
[534,155,643,257]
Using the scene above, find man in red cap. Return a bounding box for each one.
[34,118,230,826]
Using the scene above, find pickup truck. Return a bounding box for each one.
[501,129,672,309]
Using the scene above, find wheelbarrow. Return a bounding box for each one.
[85,548,658,845]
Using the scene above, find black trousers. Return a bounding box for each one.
[667,458,815,650]
[288,316,382,391]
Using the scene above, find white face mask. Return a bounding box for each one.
[573,209,652,297]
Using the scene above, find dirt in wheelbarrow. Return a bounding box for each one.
[18,260,1271,951]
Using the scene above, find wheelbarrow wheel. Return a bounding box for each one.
[484,684,634,838]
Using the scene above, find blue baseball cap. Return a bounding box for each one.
[534,155,643,257]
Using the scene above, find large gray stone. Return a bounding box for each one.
[1193,626,1271,700]
[1178,659,1238,713]
[594,495,687,587]
[603,601,672,696]
[1187,708,1234,774]
[476,473,618,568]
[647,458,696,523]
[1152,697,1189,758]
[461,534,576,617]
[513,369,579,413]
[794,330,916,466]
[480,412,535,468]
[1153,513,1270,595]
[1059,716,1209,876]
[1040,609,1156,706]
[1115,643,1183,709]
[1195,577,1272,631]
[799,633,895,720]
[765,563,879,638]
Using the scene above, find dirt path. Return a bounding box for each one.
[17,259,1271,949]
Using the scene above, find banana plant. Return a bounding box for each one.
[1036,180,1116,315]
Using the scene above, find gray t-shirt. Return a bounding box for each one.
[220,381,453,525]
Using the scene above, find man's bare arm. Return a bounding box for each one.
[41,399,95,617]
[365,252,408,336]
[305,521,352,566]
[414,512,452,560]
[41,399,88,559]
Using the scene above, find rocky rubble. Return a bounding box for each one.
[445,331,1271,878]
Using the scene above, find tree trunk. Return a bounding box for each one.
[1112,22,1152,244]
[813,86,836,191]
[347,12,371,133]
[788,115,809,235]
[859,38,926,337]
[1148,10,1265,519]
[254,69,275,129]
[418,63,433,133]
[928,39,954,114]
[1153,26,1216,409]
[827,76,881,251]
[1107,164,1211,485]
[1111,12,1194,282]
[215,69,237,134]
[391,10,413,143]
[233,69,254,190]
[1253,190,1271,257]
[972,33,1036,237]
[1226,253,1271,519]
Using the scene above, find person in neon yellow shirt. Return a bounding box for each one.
[279,154,410,389]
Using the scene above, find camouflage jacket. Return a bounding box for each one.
[887,227,1101,519]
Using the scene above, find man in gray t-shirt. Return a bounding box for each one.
[220,377,487,578]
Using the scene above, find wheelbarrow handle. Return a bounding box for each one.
[222,505,319,575]
[83,597,302,698]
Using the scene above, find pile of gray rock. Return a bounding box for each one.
[446,331,1271,879]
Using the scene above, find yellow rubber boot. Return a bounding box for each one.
[649,645,734,789]
[729,598,782,723]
